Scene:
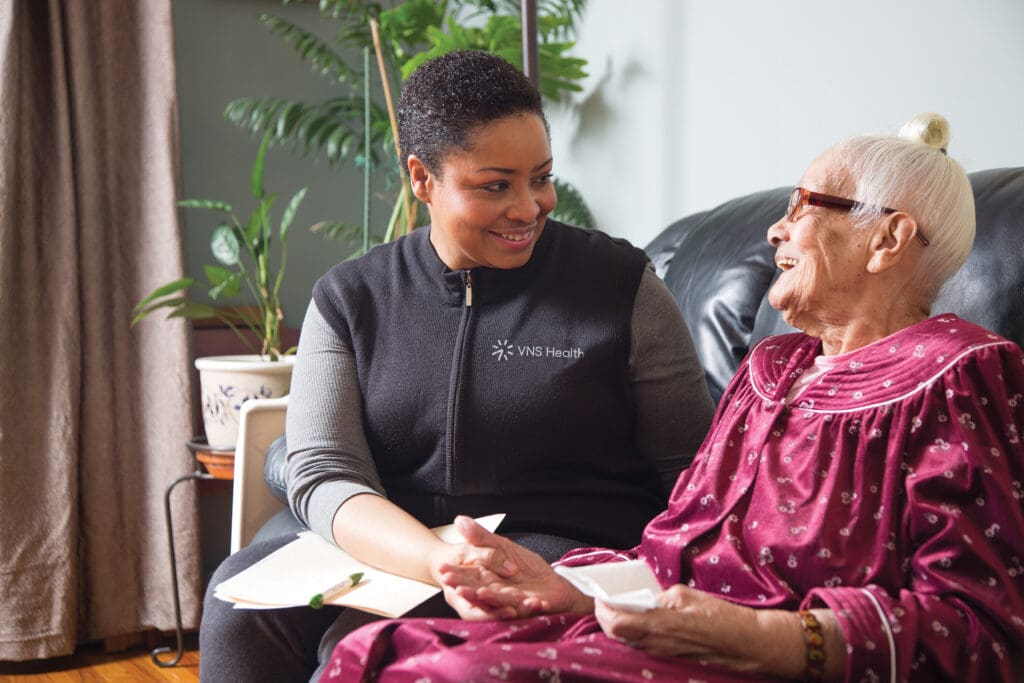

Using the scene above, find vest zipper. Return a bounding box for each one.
[445,270,473,493]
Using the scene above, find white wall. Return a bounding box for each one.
[549,0,1024,249]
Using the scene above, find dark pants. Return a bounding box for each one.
[199,528,586,683]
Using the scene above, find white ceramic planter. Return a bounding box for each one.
[195,355,296,450]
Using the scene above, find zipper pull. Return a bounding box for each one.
[464,271,473,307]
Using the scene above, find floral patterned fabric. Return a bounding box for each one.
[325,315,1024,682]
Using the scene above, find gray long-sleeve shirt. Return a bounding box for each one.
[286,266,715,544]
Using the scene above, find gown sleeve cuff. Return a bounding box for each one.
[803,585,897,683]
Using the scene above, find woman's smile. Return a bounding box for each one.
[491,226,536,247]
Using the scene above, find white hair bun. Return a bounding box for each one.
[898,112,950,153]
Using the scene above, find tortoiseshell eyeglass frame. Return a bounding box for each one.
[787,187,929,246]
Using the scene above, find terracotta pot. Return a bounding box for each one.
[193,442,237,480]
[194,355,295,449]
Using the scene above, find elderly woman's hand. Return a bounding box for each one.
[595,585,810,679]
[436,515,593,621]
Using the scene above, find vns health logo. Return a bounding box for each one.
[491,339,514,361]
[490,339,584,362]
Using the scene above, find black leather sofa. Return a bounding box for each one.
[255,166,1024,539]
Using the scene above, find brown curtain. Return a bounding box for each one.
[0,0,197,660]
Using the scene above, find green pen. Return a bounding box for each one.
[309,572,364,609]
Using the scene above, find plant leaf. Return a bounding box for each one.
[209,277,242,300]
[325,127,354,164]
[132,277,195,314]
[204,264,242,299]
[224,95,390,167]
[259,13,357,84]
[168,300,219,320]
[251,133,272,198]
[247,196,277,250]
[130,296,188,326]
[211,223,241,266]
[280,187,308,241]
[178,199,233,213]
[551,177,595,228]
[310,220,363,240]
[275,101,304,139]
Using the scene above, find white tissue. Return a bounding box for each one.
[554,559,660,612]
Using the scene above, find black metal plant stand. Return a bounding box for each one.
[150,440,218,668]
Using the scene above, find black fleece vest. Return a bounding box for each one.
[313,221,663,548]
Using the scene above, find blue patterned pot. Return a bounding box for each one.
[194,355,296,450]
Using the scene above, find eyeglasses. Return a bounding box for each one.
[786,187,929,247]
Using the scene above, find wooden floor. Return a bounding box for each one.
[0,638,199,682]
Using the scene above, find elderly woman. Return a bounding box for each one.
[321,114,1024,682]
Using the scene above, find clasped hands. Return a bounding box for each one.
[429,515,590,621]
[429,515,770,668]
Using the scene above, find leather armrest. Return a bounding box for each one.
[263,434,289,504]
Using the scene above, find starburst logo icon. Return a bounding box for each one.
[491,339,514,361]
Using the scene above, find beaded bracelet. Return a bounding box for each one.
[798,609,826,682]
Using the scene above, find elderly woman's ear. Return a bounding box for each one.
[865,212,922,274]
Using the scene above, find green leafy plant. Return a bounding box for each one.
[131,134,305,361]
[225,0,594,254]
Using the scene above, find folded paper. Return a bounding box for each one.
[214,513,504,618]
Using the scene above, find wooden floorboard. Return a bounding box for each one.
[0,638,199,683]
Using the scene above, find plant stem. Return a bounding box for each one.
[213,311,261,356]
[369,18,414,239]
[363,45,371,254]
[383,192,403,243]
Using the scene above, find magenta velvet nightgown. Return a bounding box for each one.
[324,315,1024,682]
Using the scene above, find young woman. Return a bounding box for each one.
[199,50,714,682]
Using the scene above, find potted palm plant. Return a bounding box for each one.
[133,134,306,450]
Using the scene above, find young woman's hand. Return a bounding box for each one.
[436,516,592,621]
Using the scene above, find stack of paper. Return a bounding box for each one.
[214,513,504,618]
[554,559,661,612]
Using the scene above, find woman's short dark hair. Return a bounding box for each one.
[398,50,547,174]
